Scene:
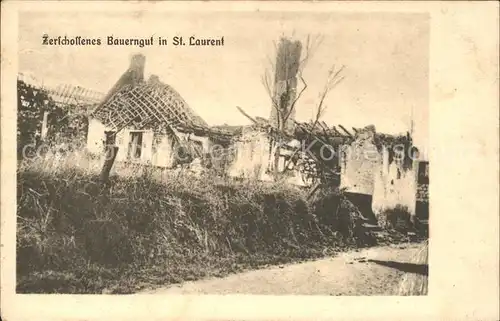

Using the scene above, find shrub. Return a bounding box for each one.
[379,205,414,232]
[16,151,408,293]
[17,152,345,293]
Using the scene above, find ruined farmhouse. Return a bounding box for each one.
[88,54,234,169]
[17,41,429,226]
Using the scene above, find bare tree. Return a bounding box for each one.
[261,34,345,181]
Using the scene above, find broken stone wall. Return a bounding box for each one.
[339,128,380,195]
[228,128,271,180]
[150,130,212,168]
[371,147,418,216]
[227,128,308,185]
[340,128,419,218]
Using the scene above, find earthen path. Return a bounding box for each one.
[142,242,428,295]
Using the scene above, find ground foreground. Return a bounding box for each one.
[17,167,425,294]
[141,241,428,295]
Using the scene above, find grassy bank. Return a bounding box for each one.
[17,154,411,294]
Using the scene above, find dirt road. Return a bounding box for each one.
[143,242,428,295]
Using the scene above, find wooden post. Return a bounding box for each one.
[100,145,119,183]
[41,111,49,140]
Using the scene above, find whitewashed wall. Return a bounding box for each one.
[228,129,308,185]
[151,130,212,168]
[339,132,381,195]
[151,134,175,168]
[228,129,271,180]
[140,131,154,164]
[115,130,127,161]
[86,118,106,154]
[187,132,212,152]
[371,147,418,216]
[340,135,419,217]
[87,118,156,165]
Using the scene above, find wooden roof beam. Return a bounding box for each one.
[338,125,354,138]
[236,106,259,124]
[331,126,343,136]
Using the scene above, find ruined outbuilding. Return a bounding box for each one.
[18,50,429,226]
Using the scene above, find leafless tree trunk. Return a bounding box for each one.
[262,35,345,181]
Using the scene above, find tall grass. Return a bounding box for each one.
[16,150,396,293]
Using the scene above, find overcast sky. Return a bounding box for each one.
[19,11,429,151]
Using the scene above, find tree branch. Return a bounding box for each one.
[283,74,307,125]
[310,64,346,127]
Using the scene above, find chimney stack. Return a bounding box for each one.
[128,53,146,84]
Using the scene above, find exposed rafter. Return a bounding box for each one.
[90,54,234,143]
[17,73,105,109]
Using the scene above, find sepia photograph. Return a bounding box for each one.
[15,9,430,295]
[2,1,499,320]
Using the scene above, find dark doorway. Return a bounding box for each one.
[345,192,377,224]
[128,131,143,160]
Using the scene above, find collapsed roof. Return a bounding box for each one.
[90,54,233,142]
[17,72,105,109]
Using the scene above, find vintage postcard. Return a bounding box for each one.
[1,1,498,320]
